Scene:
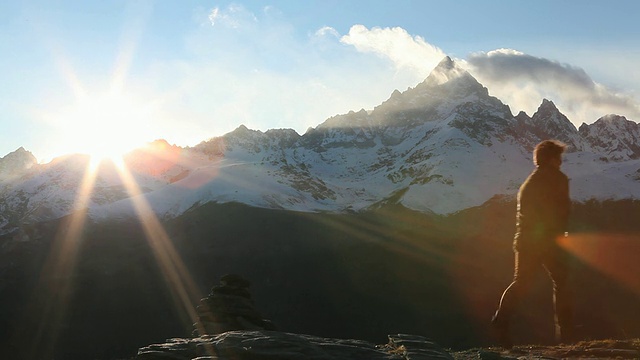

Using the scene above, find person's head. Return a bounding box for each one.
[533,140,566,168]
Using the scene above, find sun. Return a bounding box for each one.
[48,90,155,166]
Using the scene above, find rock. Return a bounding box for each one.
[387,334,454,359]
[192,275,275,336]
[137,330,454,360]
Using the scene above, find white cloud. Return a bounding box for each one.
[315,26,339,39]
[465,49,640,124]
[207,4,257,28]
[340,25,446,78]
[140,13,427,145]
[208,7,220,25]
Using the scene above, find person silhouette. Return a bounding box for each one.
[492,139,574,347]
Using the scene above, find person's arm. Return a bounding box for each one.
[557,174,570,232]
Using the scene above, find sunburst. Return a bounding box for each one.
[24,23,212,360]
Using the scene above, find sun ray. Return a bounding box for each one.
[25,158,99,358]
[113,163,215,352]
[295,206,458,312]
[50,44,88,100]
[13,5,221,356]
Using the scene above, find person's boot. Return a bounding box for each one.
[491,313,513,349]
[558,325,575,344]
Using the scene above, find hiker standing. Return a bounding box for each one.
[492,139,574,347]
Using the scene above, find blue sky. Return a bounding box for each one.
[1,1,639,162]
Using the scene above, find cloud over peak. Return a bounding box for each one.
[340,25,446,77]
[468,49,593,88]
[466,49,640,123]
[335,27,640,124]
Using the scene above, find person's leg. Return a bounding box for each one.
[543,247,574,343]
[493,250,539,347]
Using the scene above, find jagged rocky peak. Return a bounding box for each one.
[229,124,253,136]
[0,147,38,179]
[580,114,640,161]
[264,128,300,137]
[535,98,560,115]
[372,56,490,118]
[578,114,640,160]
[592,114,633,127]
[1,146,37,164]
[531,99,577,132]
[515,111,531,122]
[421,56,476,87]
[405,56,493,107]
[578,114,631,135]
[224,124,265,143]
[534,98,556,115]
[603,114,629,122]
[389,89,402,99]
[438,55,455,69]
[517,98,585,152]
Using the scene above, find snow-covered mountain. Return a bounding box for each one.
[1,56,639,236]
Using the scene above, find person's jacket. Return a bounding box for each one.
[513,164,570,252]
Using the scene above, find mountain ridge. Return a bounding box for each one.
[1,56,639,236]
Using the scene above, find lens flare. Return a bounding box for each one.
[558,232,640,296]
[26,158,98,357]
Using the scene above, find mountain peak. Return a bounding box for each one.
[532,99,566,121]
[2,146,36,163]
[539,98,557,110]
[526,98,582,150]
[406,55,491,105]
[515,111,530,121]
[596,114,628,123]
[579,114,640,161]
[436,56,455,70]
[226,124,259,139]
[584,114,638,137]
[0,147,37,179]
[422,56,469,86]
[3,146,31,157]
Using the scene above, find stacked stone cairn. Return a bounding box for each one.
[193,274,275,336]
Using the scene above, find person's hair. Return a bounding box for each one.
[533,140,566,166]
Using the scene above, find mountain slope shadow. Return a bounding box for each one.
[1,200,640,359]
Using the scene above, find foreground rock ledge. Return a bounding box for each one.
[136,330,454,360]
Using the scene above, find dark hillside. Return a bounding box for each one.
[1,200,639,359]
